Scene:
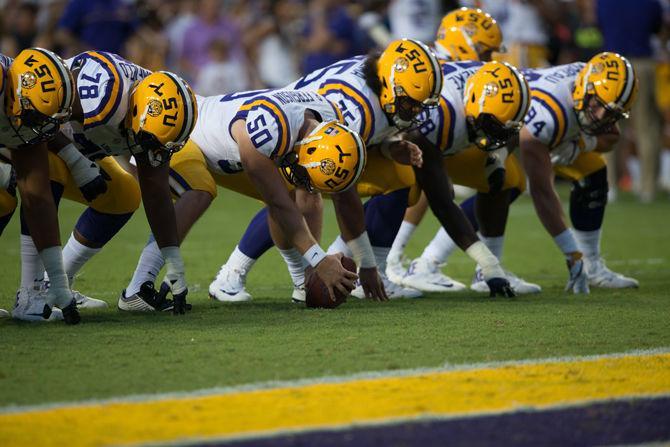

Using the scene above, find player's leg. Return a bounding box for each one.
[567,155,638,288]
[12,146,75,322]
[55,156,141,308]
[386,190,429,282]
[0,167,18,319]
[123,142,216,310]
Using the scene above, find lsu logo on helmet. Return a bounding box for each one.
[573,52,637,134]
[377,39,443,129]
[464,61,530,150]
[125,71,198,166]
[281,121,366,193]
[436,7,503,62]
[5,48,75,146]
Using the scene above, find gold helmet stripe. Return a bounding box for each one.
[33,47,73,117]
[160,71,196,146]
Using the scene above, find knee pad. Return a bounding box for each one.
[570,167,608,231]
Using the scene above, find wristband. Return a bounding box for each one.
[553,228,580,258]
[580,133,598,152]
[57,143,85,166]
[160,246,185,274]
[346,231,376,269]
[304,244,327,268]
[465,241,504,279]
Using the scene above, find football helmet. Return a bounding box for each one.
[125,71,198,167]
[377,39,443,129]
[5,48,74,146]
[464,61,530,151]
[436,7,503,61]
[279,121,366,193]
[573,52,637,135]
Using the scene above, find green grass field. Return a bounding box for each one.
[0,188,668,408]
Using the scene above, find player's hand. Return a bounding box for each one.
[486,277,515,298]
[156,282,192,313]
[565,252,590,294]
[315,253,358,301]
[160,246,191,314]
[79,173,108,202]
[484,153,506,194]
[358,267,388,301]
[387,140,423,167]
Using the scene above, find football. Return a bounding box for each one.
[305,256,357,309]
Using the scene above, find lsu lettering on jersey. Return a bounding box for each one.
[521,63,585,158]
[285,56,396,146]
[64,51,151,160]
[190,89,342,176]
[418,60,483,156]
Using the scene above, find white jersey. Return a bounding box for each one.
[64,51,151,160]
[191,89,342,176]
[521,62,584,160]
[285,56,397,146]
[418,60,483,156]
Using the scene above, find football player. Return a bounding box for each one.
[2,48,81,324]
[520,52,639,291]
[15,51,198,315]
[208,38,442,303]
[122,88,369,308]
[401,52,639,293]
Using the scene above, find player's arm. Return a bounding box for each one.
[408,130,513,297]
[331,187,388,301]
[233,120,357,299]
[519,127,568,237]
[47,132,108,202]
[135,154,189,312]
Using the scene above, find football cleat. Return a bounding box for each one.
[118,281,173,312]
[291,284,306,303]
[352,272,422,299]
[72,290,109,309]
[385,252,408,284]
[586,258,639,289]
[12,288,63,322]
[208,263,252,302]
[401,258,466,293]
[470,268,542,295]
[0,308,9,318]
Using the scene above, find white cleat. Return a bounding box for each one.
[208,263,252,302]
[586,258,639,289]
[12,288,63,322]
[72,290,108,309]
[401,258,466,293]
[352,272,422,299]
[470,268,541,294]
[291,284,306,303]
[385,252,408,284]
[0,308,9,318]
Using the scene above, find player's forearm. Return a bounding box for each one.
[529,183,568,237]
[265,199,317,255]
[332,188,366,241]
[137,163,179,248]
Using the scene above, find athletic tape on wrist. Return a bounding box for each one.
[304,244,327,268]
[347,231,376,269]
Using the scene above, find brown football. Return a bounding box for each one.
[305,256,357,309]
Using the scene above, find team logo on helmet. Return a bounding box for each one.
[320,158,336,175]
[393,57,409,73]
[147,99,163,117]
[20,72,37,90]
[484,82,499,97]
[591,63,604,75]
[463,22,478,37]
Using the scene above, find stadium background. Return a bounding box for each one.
[1,1,670,446]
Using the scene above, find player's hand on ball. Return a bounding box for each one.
[358,267,388,301]
[315,253,358,302]
[486,277,516,298]
[565,252,590,294]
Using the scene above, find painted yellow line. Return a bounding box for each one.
[1,353,669,447]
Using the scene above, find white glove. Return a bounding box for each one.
[58,143,102,188]
[551,134,598,166]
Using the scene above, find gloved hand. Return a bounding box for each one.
[160,246,191,314]
[58,144,108,202]
[486,277,516,298]
[79,171,109,202]
[484,149,507,194]
[565,252,590,294]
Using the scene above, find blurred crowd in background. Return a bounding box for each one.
[0,0,669,202]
